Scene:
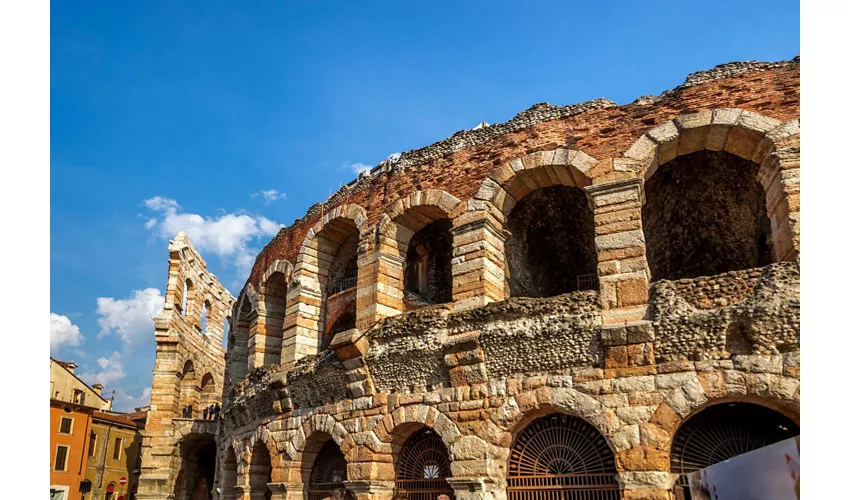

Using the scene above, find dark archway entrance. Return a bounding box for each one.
[174,433,217,500]
[505,186,598,297]
[308,440,347,500]
[643,150,773,282]
[249,441,273,500]
[395,428,453,500]
[508,413,620,500]
[670,402,799,498]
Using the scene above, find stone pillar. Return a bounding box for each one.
[617,472,675,500]
[443,330,488,388]
[231,485,247,500]
[281,280,321,366]
[600,321,656,378]
[246,309,268,369]
[759,145,800,262]
[450,209,507,312]
[586,178,651,325]
[266,482,305,500]
[331,328,375,398]
[344,480,395,500]
[356,226,404,329]
[446,477,507,500]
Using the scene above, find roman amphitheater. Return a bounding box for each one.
[138,58,800,500]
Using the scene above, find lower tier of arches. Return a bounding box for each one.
[216,358,799,500]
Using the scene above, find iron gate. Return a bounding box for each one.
[394,428,453,500]
[507,414,621,500]
[308,441,348,500]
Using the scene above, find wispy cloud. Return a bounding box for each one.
[251,188,286,205]
[50,313,85,356]
[143,196,284,279]
[96,288,164,345]
[348,162,372,175]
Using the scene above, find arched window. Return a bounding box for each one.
[670,402,799,495]
[308,440,347,500]
[505,186,598,297]
[261,272,288,365]
[201,300,211,334]
[249,441,272,500]
[395,427,453,500]
[178,360,196,418]
[507,413,619,499]
[643,150,773,282]
[199,373,216,410]
[403,219,453,308]
[312,217,360,348]
[181,279,192,316]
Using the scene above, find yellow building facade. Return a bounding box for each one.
[84,411,146,500]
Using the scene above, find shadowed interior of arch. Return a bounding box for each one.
[643,150,773,282]
[262,272,288,365]
[305,438,348,500]
[174,433,217,500]
[314,217,359,347]
[393,427,453,500]
[505,185,598,298]
[249,440,273,500]
[402,218,453,309]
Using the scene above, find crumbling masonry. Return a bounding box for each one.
[143,58,801,500]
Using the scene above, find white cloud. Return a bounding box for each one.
[111,386,152,413]
[79,351,126,387]
[251,189,286,204]
[50,313,85,356]
[143,196,283,280]
[96,288,165,345]
[349,162,372,175]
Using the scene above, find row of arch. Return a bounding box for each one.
[228,110,800,377]
[215,399,798,500]
[178,360,219,418]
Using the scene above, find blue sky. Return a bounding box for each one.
[50,0,799,411]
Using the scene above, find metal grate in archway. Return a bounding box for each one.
[508,414,621,500]
[308,441,347,500]
[395,428,453,500]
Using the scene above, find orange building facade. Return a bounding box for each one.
[51,399,95,500]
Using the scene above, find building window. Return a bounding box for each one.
[59,417,73,434]
[113,437,123,460]
[72,389,85,405]
[54,445,69,471]
[89,432,98,457]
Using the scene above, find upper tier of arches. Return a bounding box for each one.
[226,108,800,385]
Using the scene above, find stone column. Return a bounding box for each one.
[586,178,651,325]
[267,482,305,500]
[246,309,266,369]
[616,472,675,500]
[281,280,321,366]
[446,477,507,500]
[443,330,488,388]
[331,328,375,398]
[450,209,507,312]
[344,480,395,500]
[355,226,404,329]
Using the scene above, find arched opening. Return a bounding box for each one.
[182,279,195,317]
[402,219,453,309]
[313,217,360,348]
[394,427,453,500]
[324,302,356,347]
[179,360,197,418]
[305,438,348,500]
[220,447,238,500]
[505,186,598,298]
[229,298,253,384]
[249,441,273,500]
[670,402,799,498]
[174,433,217,500]
[261,272,288,365]
[201,300,211,334]
[507,413,619,499]
[643,150,773,282]
[199,373,216,414]
[105,483,116,500]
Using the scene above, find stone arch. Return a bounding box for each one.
[255,260,292,367]
[665,397,800,495]
[471,150,600,300]
[292,204,367,350]
[178,359,199,417]
[227,291,255,388]
[378,190,462,310]
[261,259,294,290]
[373,404,462,451]
[624,110,800,272]
[474,149,597,218]
[283,413,350,462]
